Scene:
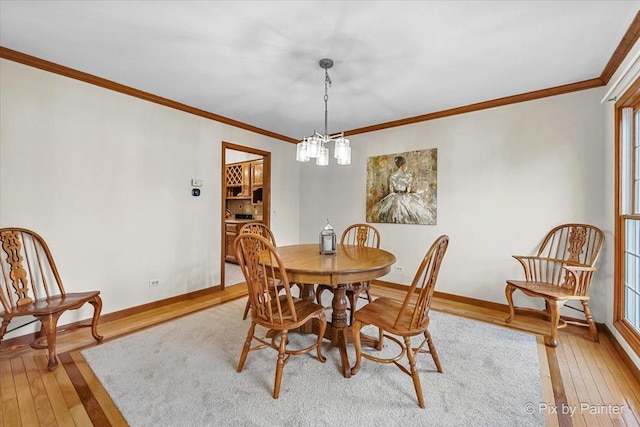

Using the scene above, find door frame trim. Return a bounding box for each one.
[221,141,271,289]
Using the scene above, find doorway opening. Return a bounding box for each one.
[221,141,271,290]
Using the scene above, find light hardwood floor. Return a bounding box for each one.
[1,283,639,427]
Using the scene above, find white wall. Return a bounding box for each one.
[300,88,608,318]
[0,59,301,339]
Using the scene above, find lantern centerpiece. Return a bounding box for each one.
[319,219,336,254]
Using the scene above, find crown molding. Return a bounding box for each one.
[345,78,604,136]
[0,46,297,144]
[600,11,640,85]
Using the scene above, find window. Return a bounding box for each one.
[615,78,640,356]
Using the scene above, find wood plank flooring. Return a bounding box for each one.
[1,283,638,427]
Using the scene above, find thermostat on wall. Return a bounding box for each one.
[191,179,203,187]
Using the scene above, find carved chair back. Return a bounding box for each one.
[526,224,604,295]
[340,223,380,249]
[238,222,276,246]
[234,233,297,326]
[0,228,65,313]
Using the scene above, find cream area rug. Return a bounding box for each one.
[82,298,544,427]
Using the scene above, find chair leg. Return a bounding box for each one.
[376,326,384,351]
[425,329,442,373]
[37,312,64,371]
[348,291,358,326]
[242,299,251,320]
[0,318,10,341]
[581,300,599,343]
[543,300,551,316]
[88,295,104,342]
[237,321,256,373]
[404,336,425,409]
[504,283,517,323]
[316,312,327,363]
[350,319,364,375]
[273,331,287,399]
[545,300,565,347]
[365,289,372,303]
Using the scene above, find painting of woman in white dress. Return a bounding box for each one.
[366,149,437,225]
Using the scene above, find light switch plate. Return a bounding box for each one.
[191,179,203,187]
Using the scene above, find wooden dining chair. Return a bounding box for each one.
[237,222,284,320]
[235,233,327,399]
[316,223,381,324]
[505,223,604,347]
[0,228,103,371]
[350,235,449,409]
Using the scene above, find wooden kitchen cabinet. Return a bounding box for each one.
[251,160,263,205]
[225,222,239,263]
[225,163,250,198]
[251,160,263,186]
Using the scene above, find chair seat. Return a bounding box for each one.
[354,297,427,336]
[506,280,589,301]
[1,291,101,317]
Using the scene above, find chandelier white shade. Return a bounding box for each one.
[296,59,351,166]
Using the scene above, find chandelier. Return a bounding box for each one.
[296,58,351,166]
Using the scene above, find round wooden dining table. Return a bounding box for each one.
[272,243,396,378]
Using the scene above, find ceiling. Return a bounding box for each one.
[0,1,638,141]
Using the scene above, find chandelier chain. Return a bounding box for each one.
[324,69,331,136]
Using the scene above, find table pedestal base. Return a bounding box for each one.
[300,283,379,378]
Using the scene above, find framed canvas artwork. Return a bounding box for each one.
[366,149,437,225]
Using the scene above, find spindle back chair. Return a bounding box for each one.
[0,228,103,370]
